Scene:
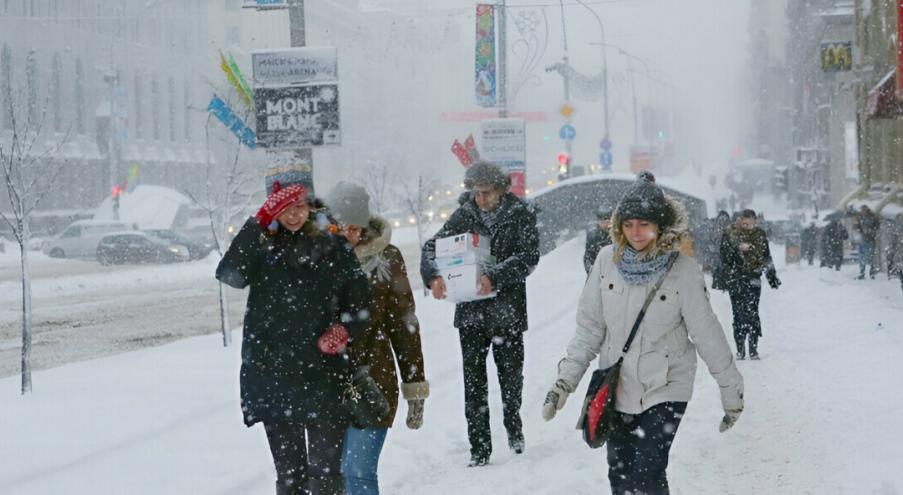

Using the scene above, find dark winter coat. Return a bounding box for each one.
[719,225,774,285]
[353,216,428,428]
[801,224,818,256]
[421,192,540,332]
[886,216,903,277]
[821,220,848,267]
[216,217,372,427]
[857,210,880,244]
[583,225,612,274]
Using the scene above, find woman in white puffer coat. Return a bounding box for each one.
[542,172,744,495]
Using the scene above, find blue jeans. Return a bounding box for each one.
[859,241,876,277]
[342,426,388,495]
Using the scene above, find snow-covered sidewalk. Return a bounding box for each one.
[2,237,901,494]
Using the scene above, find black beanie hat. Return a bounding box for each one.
[616,171,675,227]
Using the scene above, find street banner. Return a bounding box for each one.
[820,42,852,72]
[219,51,253,108]
[229,53,254,104]
[252,47,338,87]
[464,133,479,161]
[207,94,257,149]
[475,5,496,107]
[254,84,341,149]
[480,118,525,172]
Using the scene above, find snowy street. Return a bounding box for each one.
[2,236,901,494]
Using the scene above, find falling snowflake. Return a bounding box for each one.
[319,86,337,102]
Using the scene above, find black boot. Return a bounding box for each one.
[736,340,746,360]
[508,429,525,454]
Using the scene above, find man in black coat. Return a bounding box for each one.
[856,205,880,279]
[583,206,612,274]
[801,222,818,265]
[421,161,540,467]
[821,219,848,270]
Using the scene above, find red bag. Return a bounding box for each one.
[577,360,621,449]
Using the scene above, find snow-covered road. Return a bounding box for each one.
[2,236,902,494]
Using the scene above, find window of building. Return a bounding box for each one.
[134,72,143,139]
[151,76,160,140]
[168,77,176,142]
[51,53,62,132]
[1,44,11,129]
[75,59,85,134]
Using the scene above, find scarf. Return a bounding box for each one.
[616,246,673,286]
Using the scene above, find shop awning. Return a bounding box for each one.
[866,70,903,118]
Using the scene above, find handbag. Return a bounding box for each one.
[576,253,678,449]
[344,365,391,429]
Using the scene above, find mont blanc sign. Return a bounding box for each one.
[251,47,338,86]
[255,84,341,149]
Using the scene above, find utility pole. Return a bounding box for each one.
[288,0,313,184]
[558,0,572,168]
[497,0,507,119]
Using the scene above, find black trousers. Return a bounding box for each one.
[264,421,346,495]
[727,278,762,356]
[458,326,525,458]
[606,402,688,495]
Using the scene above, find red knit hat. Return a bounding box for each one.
[255,181,307,229]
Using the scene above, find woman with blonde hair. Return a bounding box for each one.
[542,172,744,495]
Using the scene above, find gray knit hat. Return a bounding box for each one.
[464,160,511,190]
[325,182,371,227]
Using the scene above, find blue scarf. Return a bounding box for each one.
[617,247,673,286]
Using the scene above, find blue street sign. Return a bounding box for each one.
[600,151,613,169]
[559,124,576,141]
[600,137,612,151]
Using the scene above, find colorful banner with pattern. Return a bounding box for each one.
[475,5,496,107]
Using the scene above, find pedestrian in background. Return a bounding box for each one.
[542,172,744,495]
[420,161,540,467]
[856,205,880,279]
[325,182,430,495]
[887,212,903,295]
[708,210,733,290]
[216,178,372,495]
[821,218,848,271]
[583,206,612,274]
[720,209,781,360]
[801,222,818,266]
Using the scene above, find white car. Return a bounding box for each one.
[42,220,136,259]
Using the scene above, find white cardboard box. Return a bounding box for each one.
[434,251,495,270]
[439,262,497,303]
[435,233,489,258]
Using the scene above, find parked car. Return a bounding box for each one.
[42,220,136,259]
[95,231,190,265]
[143,229,215,260]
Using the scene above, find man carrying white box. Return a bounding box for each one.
[420,161,540,467]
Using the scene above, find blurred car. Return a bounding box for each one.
[95,231,190,265]
[144,229,215,260]
[42,220,135,258]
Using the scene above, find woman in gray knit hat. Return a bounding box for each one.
[542,172,744,495]
[325,182,430,495]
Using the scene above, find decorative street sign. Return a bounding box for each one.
[252,47,338,87]
[254,84,340,149]
[559,103,575,118]
[481,118,526,172]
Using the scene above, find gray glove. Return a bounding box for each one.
[541,379,575,421]
[719,408,743,432]
[406,399,424,430]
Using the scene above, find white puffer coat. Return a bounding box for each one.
[558,206,743,415]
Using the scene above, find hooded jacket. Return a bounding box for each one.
[557,196,744,414]
[421,191,540,331]
[353,216,429,428]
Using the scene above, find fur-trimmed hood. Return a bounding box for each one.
[610,195,690,259]
[353,215,392,260]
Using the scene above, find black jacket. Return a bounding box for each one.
[216,218,372,427]
[421,192,540,331]
[719,226,775,285]
[583,226,612,274]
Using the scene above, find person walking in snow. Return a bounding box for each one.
[708,210,733,290]
[216,177,372,495]
[801,222,818,266]
[583,206,613,274]
[856,205,880,279]
[421,161,540,467]
[324,182,430,495]
[720,209,781,360]
[541,171,744,495]
[821,218,848,270]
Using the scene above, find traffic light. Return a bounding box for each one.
[557,152,570,180]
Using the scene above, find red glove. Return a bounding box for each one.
[317,324,349,355]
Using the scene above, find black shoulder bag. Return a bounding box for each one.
[576,252,678,449]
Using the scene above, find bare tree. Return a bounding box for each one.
[0,91,70,394]
[399,172,442,255]
[181,88,257,347]
[357,159,394,216]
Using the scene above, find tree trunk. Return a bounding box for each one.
[19,239,32,394]
[218,280,231,347]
